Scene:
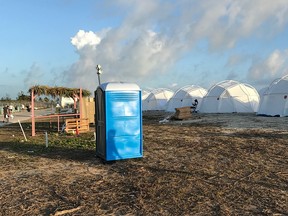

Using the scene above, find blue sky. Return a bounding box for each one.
[1,0,288,99]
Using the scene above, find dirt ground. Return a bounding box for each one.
[0,112,287,215]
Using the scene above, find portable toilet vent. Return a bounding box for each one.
[95,82,143,161]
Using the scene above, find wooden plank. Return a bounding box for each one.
[65,118,90,134]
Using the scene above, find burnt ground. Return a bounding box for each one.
[0,112,287,215]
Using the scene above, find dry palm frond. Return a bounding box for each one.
[28,85,91,97]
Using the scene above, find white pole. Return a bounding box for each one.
[45,132,48,147]
[92,131,96,141]
[18,120,27,142]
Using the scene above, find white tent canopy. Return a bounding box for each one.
[142,88,174,111]
[166,85,207,112]
[141,90,150,101]
[199,80,260,113]
[258,87,269,99]
[257,75,288,117]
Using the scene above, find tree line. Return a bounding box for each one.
[0,91,50,102]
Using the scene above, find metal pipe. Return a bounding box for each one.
[96,65,102,86]
[97,73,101,85]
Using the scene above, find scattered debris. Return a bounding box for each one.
[53,206,82,216]
[173,106,193,120]
[0,112,287,215]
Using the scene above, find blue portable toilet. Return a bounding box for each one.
[95,82,143,161]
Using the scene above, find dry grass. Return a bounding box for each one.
[0,113,287,215]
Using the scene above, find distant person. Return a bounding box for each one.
[192,99,198,113]
[192,99,198,107]
[26,105,31,112]
[3,105,9,123]
[8,105,13,120]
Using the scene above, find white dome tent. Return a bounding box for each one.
[258,87,269,99]
[142,88,174,111]
[199,80,260,113]
[141,90,150,101]
[257,75,288,117]
[166,85,207,112]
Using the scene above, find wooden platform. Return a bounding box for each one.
[65,118,90,134]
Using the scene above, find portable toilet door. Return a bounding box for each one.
[95,86,106,159]
[95,82,143,161]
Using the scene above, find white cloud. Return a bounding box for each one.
[266,50,286,75]
[23,63,44,88]
[226,54,248,67]
[188,0,288,49]
[247,49,288,83]
[226,71,239,80]
[171,83,178,88]
[66,28,174,90]
[61,0,288,92]
[71,30,101,50]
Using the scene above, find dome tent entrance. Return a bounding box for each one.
[166,85,207,112]
[142,88,174,111]
[257,75,288,117]
[199,80,260,113]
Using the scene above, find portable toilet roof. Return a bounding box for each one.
[99,82,141,91]
[199,80,260,113]
[142,88,174,111]
[257,75,288,117]
[166,85,207,112]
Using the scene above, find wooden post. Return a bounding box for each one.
[57,115,60,132]
[73,98,77,109]
[79,88,83,119]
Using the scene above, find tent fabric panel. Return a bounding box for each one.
[257,75,288,117]
[142,88,174,111]
[200,80,260,113]
[141,90,150,101]
[199,96,219,113]
[218,80,239,89]
[232,96,254,112]
[257,94,269,115]
[227,84,258,98]
[182,96,204,107]
[284,100,288,116]
[257,94,287,117]
[207,86,225,97]
[165,85,207,112]
[218,97,235,113]
[248,96,260,112]
[269,79,288,94]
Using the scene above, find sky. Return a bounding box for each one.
[1,0,288,99]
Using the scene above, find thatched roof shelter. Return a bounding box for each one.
[28,85,91,136]
[28,85,91,98]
